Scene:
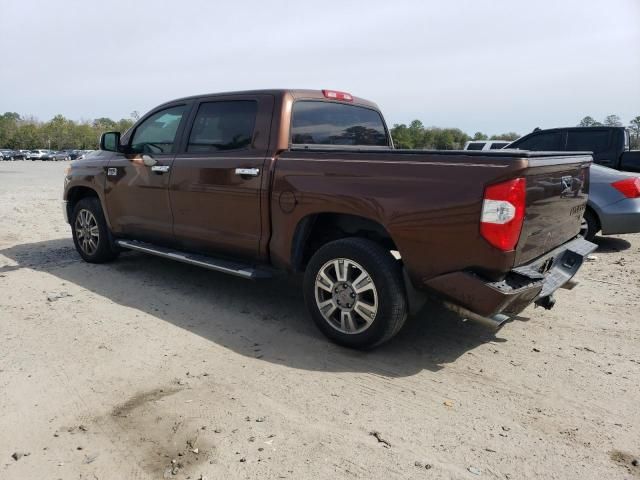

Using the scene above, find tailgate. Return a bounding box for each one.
[515,154,592,265]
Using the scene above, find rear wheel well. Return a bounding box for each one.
[291,213,398,272]
[66,186,99,222]
[585,205,601,231]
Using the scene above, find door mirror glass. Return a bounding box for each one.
[100,131,120,152]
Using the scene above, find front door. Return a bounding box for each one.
[169,95,274,260]
[104,104,190,244]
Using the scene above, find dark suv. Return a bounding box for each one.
[507,127,640,172]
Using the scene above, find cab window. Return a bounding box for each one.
[130,105,186,154]
[187,101,257,152]
[513,132,563,151]
[566,130,610,153]
[291,101,389,147]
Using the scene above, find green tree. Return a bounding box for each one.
[603,114,622,127]
[490,132,520,141]
[473,132,488,140]
[578,116,601,127]
[629,116,640,149]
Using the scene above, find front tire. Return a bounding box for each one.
[71,197,119,263]
[303,238,407,349]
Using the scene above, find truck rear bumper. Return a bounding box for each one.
[424,236,597,322]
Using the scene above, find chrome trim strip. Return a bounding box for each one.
[115,240,256,279]
[278,158,510,168]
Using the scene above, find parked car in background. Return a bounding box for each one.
[14,149,31,160]
[68,150,83,160]
[463,140,510,151]
[29,149,49,160]
[63,88,596,349]
[507,126,640,172]
[76,150,95,160]
[0,149,16,160]
[580,164,640,241]
[50,151,71,161]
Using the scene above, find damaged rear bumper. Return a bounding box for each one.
[425,236,597,327]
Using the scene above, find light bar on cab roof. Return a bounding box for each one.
[322,90,353,102]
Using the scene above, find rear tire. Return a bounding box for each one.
[303,238,407,349]
[71,197,119,263]
[580,209,599,242]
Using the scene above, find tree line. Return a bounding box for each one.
[389,120,518,149]
[0,113,136,150]
[1,111,639,151]
[390,114,640,150]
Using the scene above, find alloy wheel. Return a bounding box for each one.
[75,209,99,256]
[314,258,378,334]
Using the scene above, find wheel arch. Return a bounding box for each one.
[65,185,104,225]
[290,212,399,273]
[585,202,601,232]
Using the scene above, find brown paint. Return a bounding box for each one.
[64,89,593,320]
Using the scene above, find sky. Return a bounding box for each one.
[0,0,639,135]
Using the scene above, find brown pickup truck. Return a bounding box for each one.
[63,89,596,349]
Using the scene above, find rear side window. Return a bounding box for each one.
[291,101,389,147]
[566,130,610,153]
[513,132,563,151]
[467,142,485,150]
[490,142,508,149]
[188,101,257,153]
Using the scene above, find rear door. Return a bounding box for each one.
[566,129,614,166]
[169,94,274,260]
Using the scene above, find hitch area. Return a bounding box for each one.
[535,294,556,310]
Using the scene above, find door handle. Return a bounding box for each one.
[151,165,170,173]
[235,168,260,177]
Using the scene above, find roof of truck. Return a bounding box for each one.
[161,89,380,109]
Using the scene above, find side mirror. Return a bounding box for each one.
[100,131,121,152]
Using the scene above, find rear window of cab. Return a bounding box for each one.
[291,101,389,147]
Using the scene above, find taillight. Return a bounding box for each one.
[611,177,640,198]
[322,90,353,102]
[480,178,526,251]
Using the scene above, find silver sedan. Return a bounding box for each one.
[582,164,640,240]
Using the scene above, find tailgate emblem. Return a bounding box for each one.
[560,175,582,198]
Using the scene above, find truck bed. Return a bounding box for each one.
[270,148,592,286]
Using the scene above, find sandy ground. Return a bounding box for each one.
[1,160,639,480]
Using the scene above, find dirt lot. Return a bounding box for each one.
[1,161,639,480]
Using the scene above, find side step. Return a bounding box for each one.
[115,240,272,280]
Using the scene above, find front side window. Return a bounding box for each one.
[514,132,563,151]
[130,105,186,154]
[566,130,610,153]
[187,101,257,153]
[467,142,485,150]
[291,101,389,147]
